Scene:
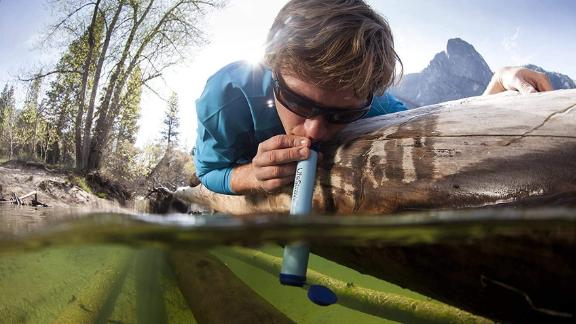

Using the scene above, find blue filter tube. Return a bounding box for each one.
[279,145,318,287]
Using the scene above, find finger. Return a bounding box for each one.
[536,76,553,92]
[512,75,537,94]
[254,164,297,181]
[260,175,294,192]
[258,135,310,153]
[518,81,537,94]
[253,146,309,167]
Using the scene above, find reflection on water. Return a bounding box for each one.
[0,206,574,323]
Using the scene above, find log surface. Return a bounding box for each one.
[176,89,576,214]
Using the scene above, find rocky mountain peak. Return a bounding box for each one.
[391,38,492,108]
[389,38,575,109]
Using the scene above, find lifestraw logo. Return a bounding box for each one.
[292,167,304,199]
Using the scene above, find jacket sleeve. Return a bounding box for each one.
[365,92,406,118]
[194,71,254,195]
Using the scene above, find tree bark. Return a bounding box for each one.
[86,0,155,172]
[174,90,576,214]
[75,0,101,170]
[87,0,193,171]
[168,250,294,324]
[80,0,125,170]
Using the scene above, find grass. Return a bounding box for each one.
[69,175,93,194]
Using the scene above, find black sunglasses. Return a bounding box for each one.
[272,73,372,124]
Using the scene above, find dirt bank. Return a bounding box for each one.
[0,160,121,209]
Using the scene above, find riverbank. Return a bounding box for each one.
[0,160,123,209]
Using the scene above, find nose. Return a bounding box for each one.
[303,116,329,141]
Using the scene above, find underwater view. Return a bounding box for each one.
[1,206,574,323]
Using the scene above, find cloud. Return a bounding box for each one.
[502,26,520,52]
[501,26,535,66]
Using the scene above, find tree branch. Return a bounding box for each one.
[143,83,169,103]
[19,69,81,82]
[44,1,97,43]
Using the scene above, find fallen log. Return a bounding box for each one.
[168,249,294,324]
[0,191,50,207]
[170,90,576,322]
[174,89,576,214]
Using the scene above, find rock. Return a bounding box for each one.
[390,38,492,108]
[389,38,576,109]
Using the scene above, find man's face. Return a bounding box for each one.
[274,71,369,142]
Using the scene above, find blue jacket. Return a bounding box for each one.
[194,61,406,194]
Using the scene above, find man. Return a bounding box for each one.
[194,0,552,195]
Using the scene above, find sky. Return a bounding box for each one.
[1,0,575,151]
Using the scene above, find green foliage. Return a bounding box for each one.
[9,0,221,178]
[69,175,93,194]
[117,66,142,144]
[11,76,45,159]
[41,17,103,166]
[102,139,142,185]
[161,92,180,149]
[144,148,196,191]
[0,84,17,159]
[138,141,165,174]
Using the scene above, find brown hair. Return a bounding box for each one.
[264,0,402,99]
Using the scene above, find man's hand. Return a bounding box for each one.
[483,66,553,95]
[230,135,311,194]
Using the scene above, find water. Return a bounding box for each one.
[1,206,574,323]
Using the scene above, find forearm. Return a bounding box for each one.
[483,69,506,95]
[230,163,262,194]
[483,66,552,95]
[483,72,505,95]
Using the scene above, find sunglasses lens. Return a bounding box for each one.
[327,110,368,124]
[274,76,370,123]
[275,85,312,117]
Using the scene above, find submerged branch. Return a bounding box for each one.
[220,247,492,324]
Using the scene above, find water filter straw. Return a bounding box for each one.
[279,146,318,287]
[278,144,338,306]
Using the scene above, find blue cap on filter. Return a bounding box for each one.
[307,285,338,306]
[279,273,307,287]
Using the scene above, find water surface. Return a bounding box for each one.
[1,206,573,323]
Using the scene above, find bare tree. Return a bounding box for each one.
[86,0,220,172]
[74,0,102,167]
[21,0,222,171]
[80,0,126,170]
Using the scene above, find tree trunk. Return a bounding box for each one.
[80,0,125,170]
[168,250,294,324]
[74,0,101,170]
[85,0,155,172]
[87,0,190,171]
